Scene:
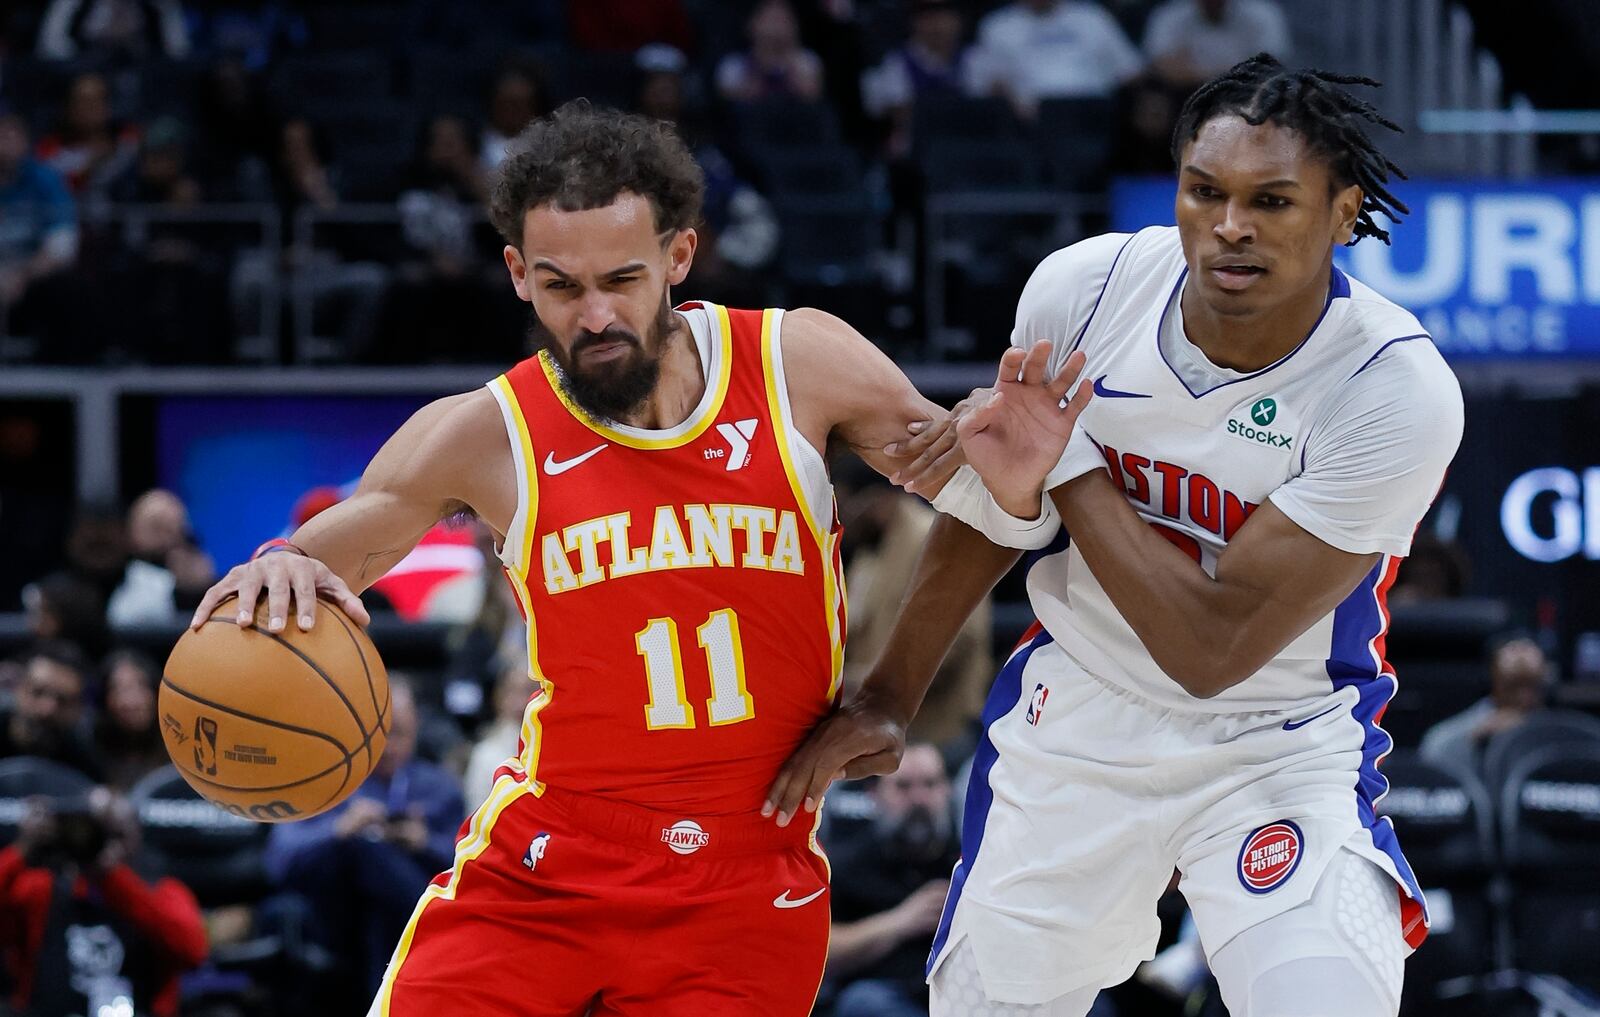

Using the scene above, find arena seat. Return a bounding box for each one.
[1483,711,1600,801]
[129,765,271,908]
[0,757,96,844]
[1498,746,1600,995]
[1377,751,1500,1014]
[1035,97,1116,192]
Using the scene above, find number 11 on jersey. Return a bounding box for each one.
[637,609,756,730]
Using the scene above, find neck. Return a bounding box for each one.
[614,313,704,430]
[1179,265,1333,372]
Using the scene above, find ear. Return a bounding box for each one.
[665,228,698,286]
[1332,184,1362,246]
[503,244,531,302]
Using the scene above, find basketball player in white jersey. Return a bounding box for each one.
[765,54,1463,1016]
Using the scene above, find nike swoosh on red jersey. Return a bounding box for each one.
[773,887,826,909]
[543,444,608,476]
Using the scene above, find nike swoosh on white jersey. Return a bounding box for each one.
[772,887,826,909]
[543,444,608,476]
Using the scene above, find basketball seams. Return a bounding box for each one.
[160,676,357,814]
[325,601,389,778]
[203,615,370,749]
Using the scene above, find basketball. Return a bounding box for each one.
[158,595,390,823]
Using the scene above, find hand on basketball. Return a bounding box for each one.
[958,342,1092,515]
[762,692,907,827]
[190,551,369,633]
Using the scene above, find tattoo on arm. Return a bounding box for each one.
[358,549,403,582]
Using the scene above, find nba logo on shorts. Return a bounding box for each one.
[1237,821,1304,894]
[1026,683,1049,726]
[523,832,550,872]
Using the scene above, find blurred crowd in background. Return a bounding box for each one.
[0,0,1305,365]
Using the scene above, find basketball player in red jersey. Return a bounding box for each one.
[189,101,952,1015]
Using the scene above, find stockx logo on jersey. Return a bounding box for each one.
[707,418,759,471]
[1226,397,1296,450]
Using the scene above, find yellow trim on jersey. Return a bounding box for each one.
[759,309,846,700]
[491,374,540,573]
[535,304,735,450]
[505,573,551,796]
[375,774,533,1015]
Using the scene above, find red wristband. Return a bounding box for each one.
[251,538,308,560]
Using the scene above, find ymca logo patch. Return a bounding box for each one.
[523,832,550,872]
[1026,683,1049,726]
[1237,821,1304,894]
[662,819,711,855]
[707,418,759,471]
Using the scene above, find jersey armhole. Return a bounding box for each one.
[764,309,834,528]
[486,376,536,579]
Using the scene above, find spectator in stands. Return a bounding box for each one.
[968,0,1144,119]
[264,677,464,1000]
[36,0,190,61]
[839,466,991,753]
[23,570,109,661]
[566,0,693,54]
[64,504,130,605]
[1421,637,1553,775]
[462,663,531,807]
[1143,0,1291,88]
[0,642,104,781]
[825,743,960,1016]
[480,62,549,173]
[0,109,83,353]
[35,71,140,198]
[108,489,215,627]
[637,44,780,309]
[0,787,208,1017]
[716,0,825,104]
[860,0,979,159]
[1389,531,1470,603]
[96,649,168,791]
[441,523,526,716]
[192,57,279,201]
[107,115,201,206]
[273,116,337,213]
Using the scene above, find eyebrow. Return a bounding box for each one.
[1181,166,1303,190]
[532,260,647,278]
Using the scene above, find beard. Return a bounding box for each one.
[873,801,955,864]
[533,294,678,423]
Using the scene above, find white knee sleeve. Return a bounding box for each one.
[1209,850,1406,1017]
[930,938,1103,1017]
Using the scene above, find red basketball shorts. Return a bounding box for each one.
[367,775,831,1017]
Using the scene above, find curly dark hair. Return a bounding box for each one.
[490,99,705,248]
[1171,53,1408,246]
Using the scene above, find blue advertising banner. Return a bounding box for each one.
[1110,177,1600,358]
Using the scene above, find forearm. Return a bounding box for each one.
[825,911,908,978]
[99,868,208,967]
[858,515,1021,725]
[290,491,438,593]
[1050,471,1258,696]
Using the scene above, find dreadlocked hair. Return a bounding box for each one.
[1171,53,1409,245]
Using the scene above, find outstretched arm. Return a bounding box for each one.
[190,389,515,632]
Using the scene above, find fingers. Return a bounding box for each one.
[322,571,371,627]
[1062,365,1094,422]
[291,565,319,631]
[233,569,264,629]
[902,436,966,497]
[263,562,292,633]
[190,572,240,630]
[993,346,1026,388]
[1046,348,1089,401]
[1019,339,1054,386]
[884,415,950,462]
[894,423,959,492]
[840,747,901,780]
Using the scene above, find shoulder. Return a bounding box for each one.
[1013,230,1147,331]
[776,306,883,384]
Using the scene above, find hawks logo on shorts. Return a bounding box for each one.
[1237,821,1303,894]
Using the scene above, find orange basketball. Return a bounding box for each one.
[159,595,390,823]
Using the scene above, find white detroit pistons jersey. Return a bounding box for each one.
[1023,225,1464,715]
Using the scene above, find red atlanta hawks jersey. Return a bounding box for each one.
[484,302,845,814]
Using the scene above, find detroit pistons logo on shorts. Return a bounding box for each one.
[662,820,711,855]
[1237,821,1304,894]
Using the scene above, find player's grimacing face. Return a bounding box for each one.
[1175,116,1360,317]
[505,194,694,363]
